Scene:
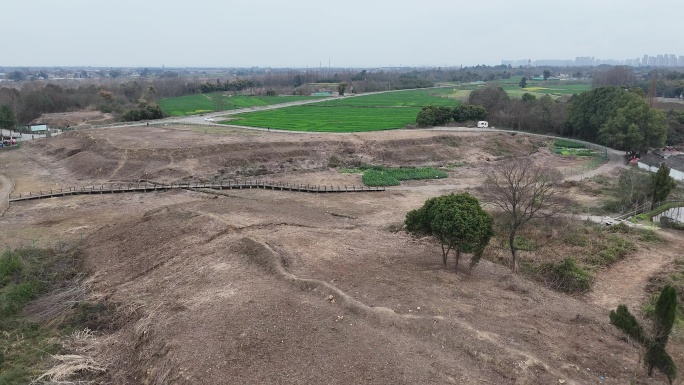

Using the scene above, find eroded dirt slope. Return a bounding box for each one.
[65,190,648,385]
[16,126,576,189]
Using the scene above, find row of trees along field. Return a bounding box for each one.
[419,82,683,152]
[0,69,441,125]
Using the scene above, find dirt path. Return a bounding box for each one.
[0,174,14,216]
[588,231,684,312]
[563,148,628,182]
[110,149,129,179]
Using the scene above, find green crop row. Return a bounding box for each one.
[361,167,447,186]
[553,139,588,148]
[227,106,421,132]
[318,88,458,107]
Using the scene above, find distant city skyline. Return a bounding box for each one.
[2,0,683,68]
[503,54,684,68]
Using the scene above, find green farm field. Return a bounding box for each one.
[447,80,591,100]
[158,93,327,116]
[318,88,458,107]
[224,106,421,132]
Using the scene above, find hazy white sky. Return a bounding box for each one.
[3,0,682,68]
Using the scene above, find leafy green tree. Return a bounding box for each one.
[469,85,510,112]
[568,86,667,151]
[651,163,677,206]
[521,93,536,103]
[519,77,527,88]
[543,70,551,80]
[610,285,677,384]
[416,106,452,126]
[598,91,667,153]
[0,105,16,130]
[452,105,487,122]
[405,193,493,273]
[416,107,436,126]
[337,82,348,96]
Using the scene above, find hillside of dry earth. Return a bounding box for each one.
[1,187,670,384]
[9,126,589,190]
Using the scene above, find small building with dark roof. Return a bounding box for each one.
[637,153,684,181]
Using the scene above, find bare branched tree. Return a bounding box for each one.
[479,158,566,271]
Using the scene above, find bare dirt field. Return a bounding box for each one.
[0,125,680,384]
[29,110,116,127]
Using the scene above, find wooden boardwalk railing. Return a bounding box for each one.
[9,180,385,202]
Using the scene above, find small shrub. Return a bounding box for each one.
[328,155,341,168]
[607,222,630,233]
[639,230,662,242]
[547,257,592,293]
[602,199,623,213]
[592,174,611,185]
[0,252,23,285]
[591,236,634,266]
[514,236,536,251]
[1,281,43,317]
[562,232,588,246]
[70,302,117,332]
[660,217,684,231]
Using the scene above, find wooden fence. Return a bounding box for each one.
[9,180,385,202]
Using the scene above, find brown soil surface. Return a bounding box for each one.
[0,126,676,384]
[30,110,116,127]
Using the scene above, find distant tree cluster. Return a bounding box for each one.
[416,104,487,126]
[467,85,567,134]
[0,105,16,130]
[567,86,667,153]
[198,78,256,94]
[120,102,164,121]
[391,74,434,90]
[592,66,637,88]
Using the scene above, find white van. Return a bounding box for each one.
[477,121,489,128]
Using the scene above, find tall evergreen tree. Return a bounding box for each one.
[610,285,677,384]
[651,163,677,206]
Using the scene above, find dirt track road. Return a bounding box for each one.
[588,230,683,313]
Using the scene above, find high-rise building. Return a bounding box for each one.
[643,54,649,66]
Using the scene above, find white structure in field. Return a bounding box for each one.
[477,121,488,128]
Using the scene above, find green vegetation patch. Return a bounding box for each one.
[318,88,458,107]
[0,249,82,384]
[158,93,327,116]
[493,218,658,294]
[361,166,447,187]
[227,106,421,132]
[552,139,596,156]
[501,82,591,98]
[645,258,684,326]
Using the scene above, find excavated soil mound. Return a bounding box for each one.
[30,111,116,127]
[24,127,562,187]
